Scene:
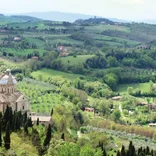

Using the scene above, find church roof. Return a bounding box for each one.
[0,69,17,85]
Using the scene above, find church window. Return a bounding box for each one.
[23,106,24,110]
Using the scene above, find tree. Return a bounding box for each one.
[37,118,39,126]
[24,122,28,134]
[128,141,135,156]
[112,110,121,122]
[58,142,80,156]
[43,124,52,146]
[51,108,54,116]
[61,133,65,141]
[121,145,126,156]
[104,73,119,90]
[107,56,119,67]
[80,144,103,156]
[4,122,11,150]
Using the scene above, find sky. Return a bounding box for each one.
[0,0,155,21]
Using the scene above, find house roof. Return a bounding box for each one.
[16,94,25,103]
[149,123,156,126]
[112,96,121,100]
[85,107,94,111]
[31,116,52,122]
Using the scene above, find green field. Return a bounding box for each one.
[25,37,46,49]
[85,25,130,33]
[92,34,141,46]
[0,47,45,56]
[117,83,151,93]
[31,68,87,81]
[59,55,95,66]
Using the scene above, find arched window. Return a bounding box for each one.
[23,105,25,110]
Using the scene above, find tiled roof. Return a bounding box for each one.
[31,116,52,122]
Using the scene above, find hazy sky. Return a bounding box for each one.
[0,0,155,20]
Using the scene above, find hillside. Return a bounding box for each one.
[0,16,156,155]
[0,14,41,24]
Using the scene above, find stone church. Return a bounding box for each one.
[0,69,29,113]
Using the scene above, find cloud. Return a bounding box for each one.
[128,0,144,4]
[112,0,144,5]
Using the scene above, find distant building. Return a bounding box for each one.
[31,56,39,60]
[112,96,121,100]
[85,107,94,112]
[14,37,22,41]
[59,51,69,57]
[149,123,156,127]
[31,115,52,126]
[149,104,156,110]
[0,69,29,113]
[57,46,66,51]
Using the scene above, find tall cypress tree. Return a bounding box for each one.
[61,133,65,141]
[24,122,28,134]
[128,141,135,156]
[116,151,121,156]
[51,108,54,116]
[36,118,39,126]
[121,145,126,156]
[43,124,52,146]
[4,122,10,150]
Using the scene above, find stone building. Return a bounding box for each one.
[0,69,29,113]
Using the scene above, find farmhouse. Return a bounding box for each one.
[0,69,29,113]
[31,115,52,126]
[85,107,94,112]
[149,123,156,127]
[112,96,121,100]
[14,37,22,41]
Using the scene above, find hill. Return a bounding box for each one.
[0,15,41,24]
[74,18,114,25]
[19,11,99,22]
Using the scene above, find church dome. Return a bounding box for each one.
[0,70,17,85]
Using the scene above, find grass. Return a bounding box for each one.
[59,55,95,66]
[85,25,130,33]
[31,68,87,81]
[49,37,83,45]
[26,37,46,49]
[92,34,141,46]
[117,83,151,93]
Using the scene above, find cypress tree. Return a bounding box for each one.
[128,141,135,156]
[4,122,10,150]
[145,146,150,155]
[121,145,126,156]
[116,151,121,156]
[23,111,27,125]
[61,133,65,141]
[27,117,33,127]
[24,122,28,134]
[51,108,54,116]
[37,118,39,126]
[43,124,52,146]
